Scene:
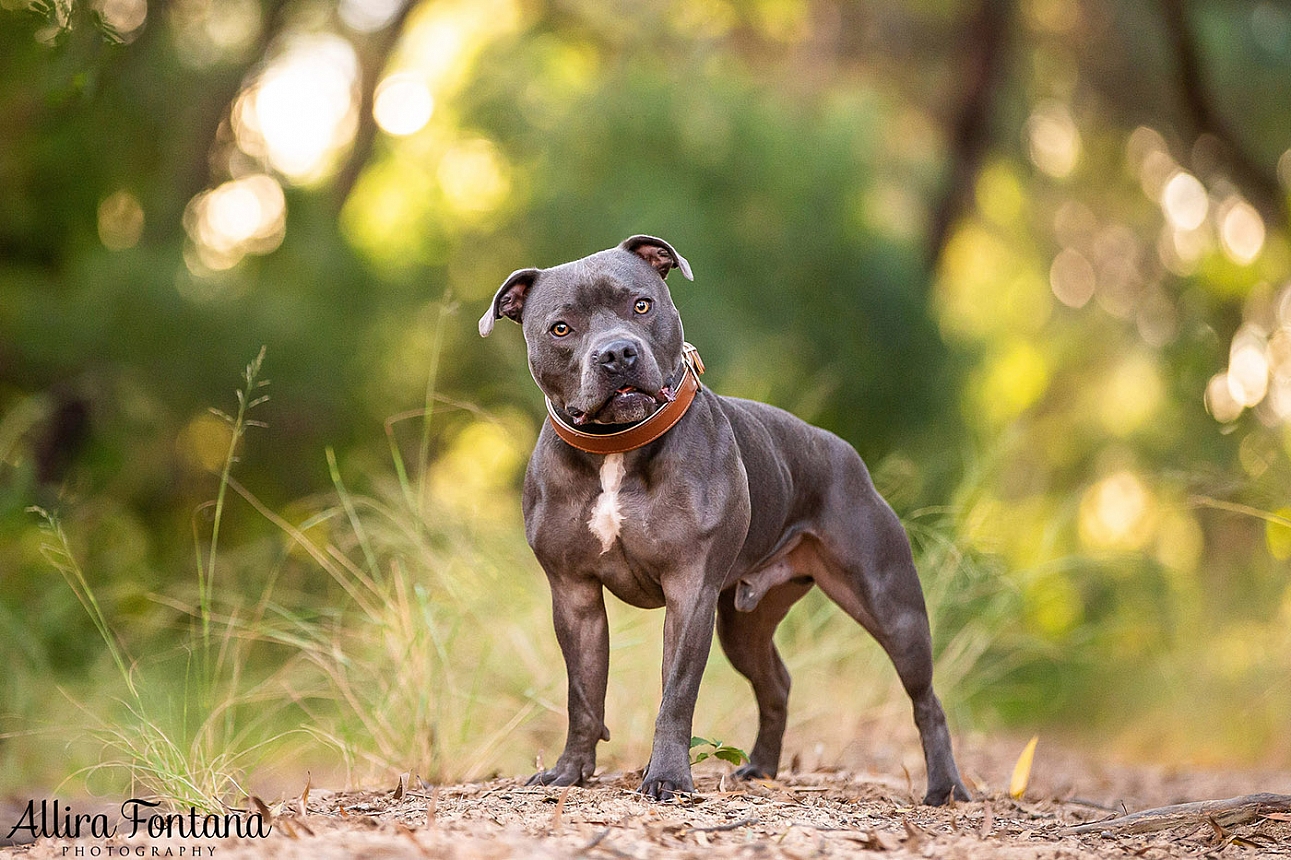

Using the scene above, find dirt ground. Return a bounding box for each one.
[4,736,1291,859]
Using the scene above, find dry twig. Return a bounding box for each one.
[1064,792,1291,836]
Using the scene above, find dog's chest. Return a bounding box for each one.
[587,453,627,553]
[578,454,682,591]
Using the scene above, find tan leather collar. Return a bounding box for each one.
[546,343,705,455]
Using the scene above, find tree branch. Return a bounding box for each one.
[162,0,293,238]
[1159,0,1287,228]
[926,0,1013,272]
[331,0,419,212]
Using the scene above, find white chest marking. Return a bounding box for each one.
[588,453,626,554]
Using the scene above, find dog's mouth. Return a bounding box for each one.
[567,385,672,426]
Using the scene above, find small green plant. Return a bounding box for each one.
[689,736,748,767]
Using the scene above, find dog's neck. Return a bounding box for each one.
[545,344,705,455]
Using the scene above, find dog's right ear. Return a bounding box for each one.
[619,235,693,281]
[479,268,540,337]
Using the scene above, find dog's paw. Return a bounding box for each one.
[526,759,591,787]
[732,763,775,781]
[638,768,695,801]
[923,780,972,806]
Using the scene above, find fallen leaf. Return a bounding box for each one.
[250,795,274,825]
[980,802,994,838]
[1009,736,1039,799]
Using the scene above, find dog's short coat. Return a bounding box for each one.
[479,236,970,804]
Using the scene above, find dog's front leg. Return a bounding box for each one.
[528,573,609,787]
[638,573,722,800]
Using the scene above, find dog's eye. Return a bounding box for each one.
[550,322,571,337]
[634,299,652,315]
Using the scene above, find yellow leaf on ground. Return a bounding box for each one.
[1009,735,1039,799]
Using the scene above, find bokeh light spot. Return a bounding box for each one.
[1205,371,1243,423]
[1139,150,1177,201]
[339,0,405,33]
[1099,353,1163,436]
[438,138,510,217]
[938,224,1051,340]
[1126,126,1168,175]
[1025,0,1079,33]
[95,0,147,41]
[1025,102,1080,178]
[1227,325,1270,408]
[183,174,286,273]
[427,418,532,520]
[207,183,262,245]
[403,0,523,84]
[1160,171,1208,231]
[1158,222,1211,277]
[1079,471,1155,551]
[1049,247,1095,308]
[1252,2,1291,55]
[98,190,145,250]
[1269,326,1291,382]
[1217,197,1265,265]
[374,74,434,136]
[169,0,262,68]
[858,182,925,243]
[178,413,233,473]
[977,340,1050,424]
[750,0,810,43]
[235,34,359,183]
[976,161,1025,226]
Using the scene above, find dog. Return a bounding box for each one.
[478,235,970,805]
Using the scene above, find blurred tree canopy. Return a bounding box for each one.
[2,0,1290,764]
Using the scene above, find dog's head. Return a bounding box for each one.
[479,235,693,425]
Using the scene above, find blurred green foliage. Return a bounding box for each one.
[2,0,1290,793]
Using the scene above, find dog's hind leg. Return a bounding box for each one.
[810,466,971,806]
[716,576,812,779]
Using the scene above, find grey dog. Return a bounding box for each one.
[478,235,970,805]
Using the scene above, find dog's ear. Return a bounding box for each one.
[619,235,693,282]
[479,268,540,337]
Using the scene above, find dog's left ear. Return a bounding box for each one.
[619,235,694,281]
[479,268,540,337]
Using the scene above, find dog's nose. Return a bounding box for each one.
[596,340,639,375]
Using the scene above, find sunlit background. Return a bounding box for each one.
[1,0,1290,798]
